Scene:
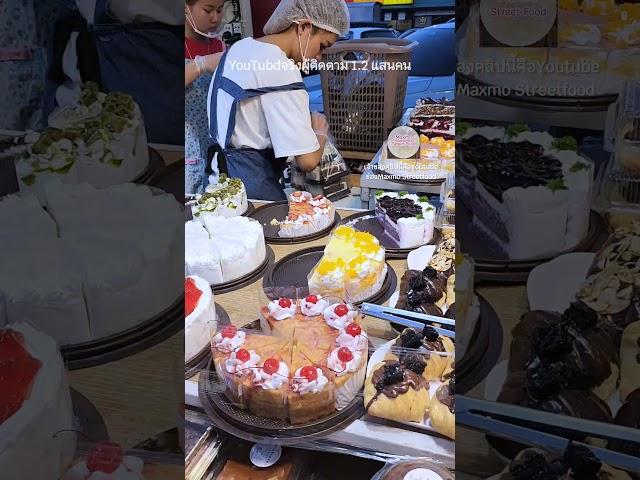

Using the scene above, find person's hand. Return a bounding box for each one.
[311,112,329,137]
[204,52,224,73]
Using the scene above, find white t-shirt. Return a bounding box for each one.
[207,37,319,159]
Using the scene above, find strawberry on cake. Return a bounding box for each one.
[278,191,335,238]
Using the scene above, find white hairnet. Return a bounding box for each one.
[263,0,350,36]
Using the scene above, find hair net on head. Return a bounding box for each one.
[263,0,350,36]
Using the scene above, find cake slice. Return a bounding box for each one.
[288,345,336,424]
[191,174,248,219]
[259,298,298,338]
[278,191,335,238]
[327,343,368,410]
[248,339,292,420]
[185,275,217,363]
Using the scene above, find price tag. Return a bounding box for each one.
[250,443,282,468]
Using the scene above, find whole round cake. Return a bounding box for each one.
[184,216,266,285]
[191,174,248,219]
[211,296,368,424]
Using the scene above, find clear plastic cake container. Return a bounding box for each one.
[370,458,455,480]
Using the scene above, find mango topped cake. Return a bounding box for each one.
[308,226,387,303]
[212,296,368,424]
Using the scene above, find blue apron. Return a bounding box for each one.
[209,47,306,201]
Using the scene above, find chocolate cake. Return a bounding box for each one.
[396,268,446,317]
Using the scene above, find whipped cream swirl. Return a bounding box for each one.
[300,296,329,316]
[324,303,358,330]
[290,191,312,203]
[336,329,368,351]
[253,361,289,390]
[327,348,362,377]
[268,299,297,320]
[212,330,246,352]
[225,350,261,376]
[292,367,328,394]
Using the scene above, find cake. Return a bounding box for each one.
[487,444,633,479]
[0,323,76,480]
[308,225,387,303]
[374,191,436,248]
[278,191,335,238]
[184,216,266,285]
[364,359,430,423]
[408,98,455,140]
[212,296,368,423]
[7,82,148,204]
[396,267,448,317]
[395,327,455,381]
[429,373,455,439]
[375,460,455,480]
[185,275,217,363]
[191,174,248,219]
[0,183,182,345]
[217,458,294,479]
[457,124,593,259]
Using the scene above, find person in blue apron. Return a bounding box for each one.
[207,0,349,200]
[184,0,233,195]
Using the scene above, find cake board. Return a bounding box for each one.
[185,304,231,379]
[62,294,184,370]
[248,201,342,245]
[197,359,365,445]
[340,210,443,259]
[458,202,608,284]
[211,245,275,295]
[262,246,397,306]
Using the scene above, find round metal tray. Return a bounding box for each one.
[134,147,165,185]
[456,295,503,395]
[212,245,275,295]
[457,72,618,112]
[340,210,443,259]
[262,246,397,306]
[61,294,183,370]
[458,203,608,284]
[198,358,365,444]
[185,304,231,379]
[248,201,341,244]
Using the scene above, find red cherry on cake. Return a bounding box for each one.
[235,348,250,362]
[220,325,237,339]
[87,442,123,473]
[305,295,318,304]
[334,304,349,317]
[345,323,362,337]
[263,358,280,375]
[278,298,292,308]
[337,347,354,363]
[300,366,318,382]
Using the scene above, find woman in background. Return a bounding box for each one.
[185,0,231,194]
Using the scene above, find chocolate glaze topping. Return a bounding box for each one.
[366,361,427,411]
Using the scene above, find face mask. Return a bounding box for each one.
[296,22,313,74]
[186,6,222,39]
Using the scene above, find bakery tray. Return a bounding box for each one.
[458,203,609,284]
[262,246,397,306]
[211,245,275,295]
[456,294,503,395]
[134,146,166,185]
[340,210,443,259]
[248,201,341,245]
[197,359,365,445]
[185,304,231,379]
[61,293,183,370]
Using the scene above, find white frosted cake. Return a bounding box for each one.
[278,191,335,238]
[0,323,75,480]
[457,124,593,259]
[185,275,217,362]
[185,216,266,285]
[374,191,436,248]
[191,174,248,219]
[9,82,148,204]
[0,183,183,345]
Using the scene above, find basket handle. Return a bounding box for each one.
[324,40,419,55]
